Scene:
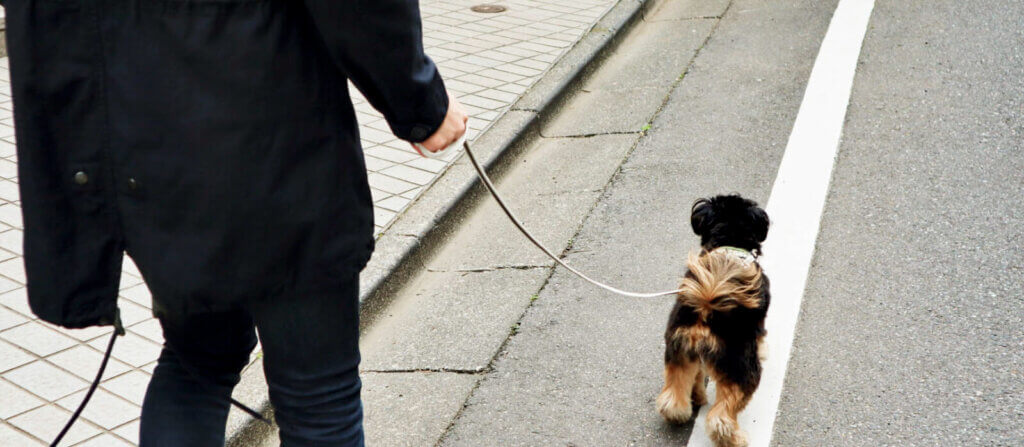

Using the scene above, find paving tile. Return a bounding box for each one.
[112,420,140,445]
[8,405,100,446]
[0,421,43,446]
[0,378,45,419]
[118,284,152,309]
[127,318,163,344]
[73,433,134,447]
[0,256,26,284]
[0,321,76,357]
[4,360,88,401]
[380,164,437,186]
[0,287,32,316]
[0,340,34,374]
[0,179,18,202]
[364,146,419,164]
[362,155,392,172]
[46,345,132,381]
[0,203,22,229]
[369,188,390,204]
[117,300,153,327]
[90,332,161,368]
[373,208,397,228]
[0,228,22,255]
[400,187,426,200]
[459,94,508,110]
[102,371,152,406]
[367,173,419,195]
[56,388,140,430]
[49,323,111,343]
[0,158,16,179]
[405,157,449,174]
[375,196,413,213]
[0,304,28,331]
[121,256,141,277]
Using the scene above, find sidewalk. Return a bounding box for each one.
[0,1,617,445]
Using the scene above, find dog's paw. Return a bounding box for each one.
[707,418,748,447]
[656,389,693,423]
[732,429,749,447]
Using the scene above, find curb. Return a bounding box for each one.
[225,0,663,444]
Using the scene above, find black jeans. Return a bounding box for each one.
[139,277,364,446]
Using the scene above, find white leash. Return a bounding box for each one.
[432,140,684,299]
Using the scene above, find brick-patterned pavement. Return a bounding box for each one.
[0,0,615,445]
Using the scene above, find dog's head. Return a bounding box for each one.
[690,194,769,254]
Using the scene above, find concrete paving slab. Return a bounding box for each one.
[645,0,730,20]
[363,372,479,447]
[582,19,715,91]
[626,0,832,170]
[422,132,640,271]
[425,189,600,271]
[360,268,551,371]
[472,133,640,194]
[439,261,687,446]
[541,87,667,137]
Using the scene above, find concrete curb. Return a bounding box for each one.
[225,0,663,444]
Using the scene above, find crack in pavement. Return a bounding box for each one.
[361,368,485,375]
[425,265,550,273]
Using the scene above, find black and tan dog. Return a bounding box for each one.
[657,194,770,447]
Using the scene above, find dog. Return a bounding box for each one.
[657,194,770,447]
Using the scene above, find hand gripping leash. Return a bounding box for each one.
[460,141,685,299]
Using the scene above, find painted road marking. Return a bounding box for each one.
[686,0,876,446]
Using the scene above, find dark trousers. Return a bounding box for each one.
[139,277,364,446]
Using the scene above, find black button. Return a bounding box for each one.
[409,125,430,141]
[73,171,89,185]
[127,178,138,190]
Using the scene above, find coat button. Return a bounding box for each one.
[73,171,89,185]
[127,178,138,190]
[409,125,430,142]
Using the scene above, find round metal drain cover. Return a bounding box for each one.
[470,4,507,13]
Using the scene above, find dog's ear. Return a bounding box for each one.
[690,198,714,237]
[748,206,769,243]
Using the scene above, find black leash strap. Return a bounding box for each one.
[51,311,269,447]
[51,318,124,447]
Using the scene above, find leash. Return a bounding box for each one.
[461,141,685,299]
[51,323,123,447]
[51,314,269,447]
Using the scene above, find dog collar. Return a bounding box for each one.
[712,246,757,264]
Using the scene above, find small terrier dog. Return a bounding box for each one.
[657,194,770,447]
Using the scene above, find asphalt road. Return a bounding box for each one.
[356,0,1023,445]
[772,0,1024,445]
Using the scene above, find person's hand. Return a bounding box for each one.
[414,92,468,154]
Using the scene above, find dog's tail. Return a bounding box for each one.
[677,251,763,316]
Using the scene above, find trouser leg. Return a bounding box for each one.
[249,276,364,447]
[140,308,257,447]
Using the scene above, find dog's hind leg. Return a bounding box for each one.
[705,379,753,447]
[692,367,708,407]
[657,360,700,423]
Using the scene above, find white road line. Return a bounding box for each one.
[686,0,876,446]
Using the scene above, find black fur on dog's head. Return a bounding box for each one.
[690,194,769,254]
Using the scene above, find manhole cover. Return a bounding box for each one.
[470,4,507,13]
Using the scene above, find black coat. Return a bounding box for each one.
[4,0,448,327]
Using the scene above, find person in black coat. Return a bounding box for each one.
[4,0,467,444]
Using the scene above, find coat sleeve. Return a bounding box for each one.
[302,0,449,143]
